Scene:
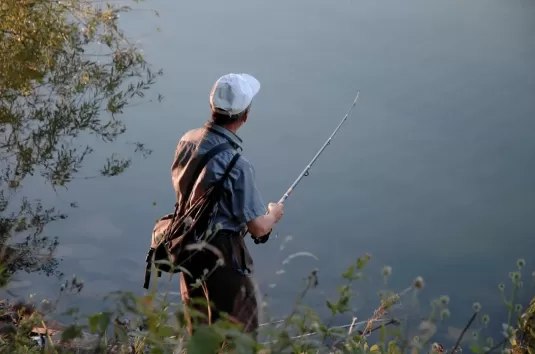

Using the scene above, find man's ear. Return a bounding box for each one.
[242,111,249,123]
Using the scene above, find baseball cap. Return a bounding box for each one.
[209,73,261,116]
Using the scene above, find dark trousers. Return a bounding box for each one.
[179,231,259,336]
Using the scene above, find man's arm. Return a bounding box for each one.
[248,213,277,238]
[232,159,281,238]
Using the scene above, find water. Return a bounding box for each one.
[6,0,535,343]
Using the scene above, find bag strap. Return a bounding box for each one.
[217,151,241,185]
[180,142,235,214]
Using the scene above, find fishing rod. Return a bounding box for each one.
[278,90,360,204]
[248,90,361,244]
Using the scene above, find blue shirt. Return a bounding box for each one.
[171,121,267,233]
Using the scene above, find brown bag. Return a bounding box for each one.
[143,142,240,289]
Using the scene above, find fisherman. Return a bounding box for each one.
[171,73,284,335]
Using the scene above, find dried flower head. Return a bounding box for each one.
[516,258,526,269]
[498,283,505,291]
[311,321,320,331]
[472,302,482,312]
[382,265,392,277]
[482,314,490,325]
[472,331,479,340]
[413,276,425,290]
[440,309,451,320]
[439,295,450,305]
[515,304,522,313]
[510,271,521,282]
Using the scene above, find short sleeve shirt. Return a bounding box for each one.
[171,121,267,233]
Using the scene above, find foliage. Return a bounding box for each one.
[0,0,162,279]
[0,255,533,353]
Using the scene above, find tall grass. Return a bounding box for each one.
[1,254,534,353]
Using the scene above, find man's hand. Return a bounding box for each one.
[250,202,284,244]
[247,202,284,239]
[268,202,284,222]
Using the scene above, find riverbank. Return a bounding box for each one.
[1,257,534,353]
[1,293,534,353]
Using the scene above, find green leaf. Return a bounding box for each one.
[469,344,482,353]
[357,253,371,270]
[87,312,112,333]
[60,325,83,342]
[99,312,112,333]
[88,314,99,333]
[342,264,355,279]
[223,329,258,354]
[370,344,381,352]
[187,325,224,353]
[157,325,174,338]
[150,347,164,354]
[327,300,338,315]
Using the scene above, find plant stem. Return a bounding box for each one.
[503,282,519,350]
[450,312,477,354]
[482,339,507,354]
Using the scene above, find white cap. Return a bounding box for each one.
[209,73,261,116]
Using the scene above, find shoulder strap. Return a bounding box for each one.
[219,152,241,185]
[180,142,234,213]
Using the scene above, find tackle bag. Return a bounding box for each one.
[143,142,240,289]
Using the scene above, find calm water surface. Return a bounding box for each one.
[10,0,535,339]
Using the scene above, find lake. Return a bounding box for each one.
[8,0,535,342]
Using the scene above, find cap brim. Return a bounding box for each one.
[241,73,261,97]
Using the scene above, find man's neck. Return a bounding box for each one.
[214,122,240,134]
[224,124,240,134]
[205,120,243,146]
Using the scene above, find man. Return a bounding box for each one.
[171,73,284,335]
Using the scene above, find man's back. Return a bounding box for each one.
[171,121,267,234]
